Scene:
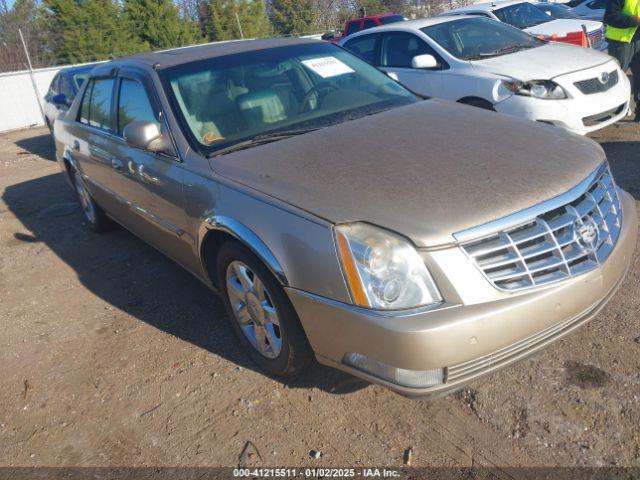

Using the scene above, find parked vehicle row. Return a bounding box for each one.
[341,16,630,134]
[51,37,637,397]
[442,0,607,50]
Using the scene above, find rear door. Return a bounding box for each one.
[377,31,445,97]
[110,69,191,265]
[72,76,132,220]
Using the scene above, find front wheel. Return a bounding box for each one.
[217,241,313,376]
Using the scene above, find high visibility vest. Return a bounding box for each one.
[606,0,640,43]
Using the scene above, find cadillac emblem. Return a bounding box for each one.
[574,216,599,253]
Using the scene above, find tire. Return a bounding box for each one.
[72,169,113,233]
[459,98,495,111]
[216,241,314,376]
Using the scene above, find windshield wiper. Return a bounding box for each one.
[207,127,322,158]
[467,44,535,60]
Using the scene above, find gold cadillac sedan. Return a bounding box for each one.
[52,38,637,397]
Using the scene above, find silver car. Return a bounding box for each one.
[53,37,637,397]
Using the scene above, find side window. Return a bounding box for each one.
[79,80,94,124]
[381,32,437,68]
[78,78,115,131]
[59,75,72,100]
[48,74,59,96]
[363,19,377,29]
[345,21,361,36]
[117,78,161,136]
[587,0,605,8]
[344,35,379,64]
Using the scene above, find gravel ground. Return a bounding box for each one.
[0,120,639,471]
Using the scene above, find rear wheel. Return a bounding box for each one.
[217,241,313,376]
[72,169,112,232]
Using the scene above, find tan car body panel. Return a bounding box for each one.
[211,99,605,247]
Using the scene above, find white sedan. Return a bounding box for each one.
[340,16,630,135]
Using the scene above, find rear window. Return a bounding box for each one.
[345,21,361,36]
[379,14,406,24]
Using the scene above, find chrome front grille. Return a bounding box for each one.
[574,70,618,95]
[460,165,622,291]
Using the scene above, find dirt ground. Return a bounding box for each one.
[0,119,639,471]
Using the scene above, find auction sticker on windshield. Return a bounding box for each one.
[301,57,354,78]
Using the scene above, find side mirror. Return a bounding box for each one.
[52,93,70,107]
[123,120,172,154]
[321,31,336,40]
[412,54,438,69]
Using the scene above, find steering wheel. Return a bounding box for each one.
[299,82,339,113]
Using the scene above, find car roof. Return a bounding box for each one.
[92,37,320,74]
[342,15,469,38]
[447,0,528,13]
[349,12,400,21]
[57,63,101,75]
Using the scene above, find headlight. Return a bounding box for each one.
[334,223,442,310]
[503,80,567,99]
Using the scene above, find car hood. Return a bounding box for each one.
[470,42,611,80]
[210,100,605,247]
[524,18,602,35]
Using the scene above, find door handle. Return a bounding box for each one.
[111,158,124,172]
[137,164,161,185]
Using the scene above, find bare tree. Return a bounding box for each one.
[0,0,54,72]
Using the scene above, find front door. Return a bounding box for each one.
[109,72,193,268]
[378,31,444,98]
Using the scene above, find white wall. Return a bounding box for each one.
[0,66,60,132]
[0,62,101,133]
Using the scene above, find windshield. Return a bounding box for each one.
[160,43,416,155]
[494,2,553,29]
[422,17,545,60]
[536,3,580,19]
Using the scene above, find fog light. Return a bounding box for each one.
[344,353,444,388]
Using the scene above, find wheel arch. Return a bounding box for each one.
[198,216,288,289]
[62,151,79,184]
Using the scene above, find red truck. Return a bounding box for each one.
[322,13,406,43]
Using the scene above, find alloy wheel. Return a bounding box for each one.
[225,260,283,359]
[74,171,96,224]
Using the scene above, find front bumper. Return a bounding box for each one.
[494,65,631,135]
[287,190,637,397]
